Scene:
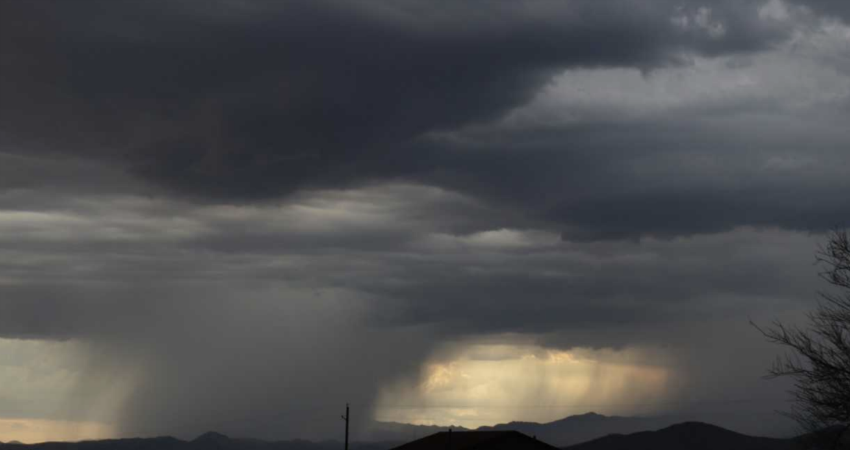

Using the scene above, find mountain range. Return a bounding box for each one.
[366,412,689,446]
[564,422,798,450]
[0,433,394,450]
[564,421,849,450]
[2,414,842,450]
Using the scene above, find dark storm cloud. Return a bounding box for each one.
[351,229,821,344]
[405,111,850,240]
[0,183,821,349]
[5,0,847,241]
[1,0,787,199]
[7,0,848,240]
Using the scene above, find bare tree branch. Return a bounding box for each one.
[755,230,850,449]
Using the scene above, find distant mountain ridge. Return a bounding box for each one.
[0,414,828,450]
[0,434,394,450]
[562,421,850,450]
[369,411,806,446]
[366,412,679,446]
[358,421,471,442]
[475,412,678,447]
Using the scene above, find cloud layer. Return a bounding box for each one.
[1,0,848,442]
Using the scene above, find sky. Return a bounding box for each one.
[0,0,849,443]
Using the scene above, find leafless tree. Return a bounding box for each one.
[754,229,850,448]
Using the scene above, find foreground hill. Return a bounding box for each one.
[476,412,678,447]
[358,422,471,442]
[564,422,811,450]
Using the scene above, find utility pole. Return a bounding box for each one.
[341,403,350,450]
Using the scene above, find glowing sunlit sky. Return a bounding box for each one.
[374,344,673,428]
[2,0,850,443]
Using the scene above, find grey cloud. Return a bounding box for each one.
[0,0,788,201]
[354,229,821,343]
[793,0,850,22]
[4,0,844,242]
[0,181,828,346]
[3,193,818,346]
[408,112,850,240]
[0,184,822,438]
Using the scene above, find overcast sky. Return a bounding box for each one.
[1,0,849,443]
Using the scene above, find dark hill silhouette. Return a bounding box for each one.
[359,421,471,442]
[391,431,557,450]
[190,432,237,450]
[473,412,678,447]
[0,417,833,450]
[0,437,185,450]
[193,433,230,443]
[363,412,673,445]
[0,413,765,449]
[563,422,798,450]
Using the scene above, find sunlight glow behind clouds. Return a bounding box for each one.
[0,339,122,443]
[374,343,673,427]
[0,419,112,444]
